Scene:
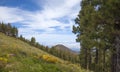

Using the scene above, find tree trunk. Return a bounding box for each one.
[95,48,98,64]
[112,32,120,72]
[85,48,88,69]
[88,48,92,70]
[103,48,106,72]
[111,52,116,72]
[115,33,120,72]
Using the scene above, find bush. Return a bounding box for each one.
[42,55,58,63]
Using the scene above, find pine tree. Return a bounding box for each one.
[11,26,18,37]
[6,23,12,36]
[73,0,120,72]
[30,37,36,46]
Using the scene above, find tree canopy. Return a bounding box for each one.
[0,22,18,37]
[73,0,120,72]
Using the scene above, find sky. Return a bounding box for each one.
[0,0,81,51]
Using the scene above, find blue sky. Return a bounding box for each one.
[0,0,81,51]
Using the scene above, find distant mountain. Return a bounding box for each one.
[70,48,80,54]
[53,44,79,55]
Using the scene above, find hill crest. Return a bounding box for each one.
[53,44,78,55]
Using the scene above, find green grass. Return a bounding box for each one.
[0,33,86,72]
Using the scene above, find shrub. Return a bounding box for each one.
[33,55,42,59]
[42,55,58,63]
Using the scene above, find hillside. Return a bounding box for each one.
[53,44,79,54]
[0,33,86,72]
[50,44,80,63]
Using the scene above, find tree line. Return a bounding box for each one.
[49,46,80,63]
[73,0,120,72]
[0,22,18,37]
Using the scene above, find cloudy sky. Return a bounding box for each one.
[0,0,81,51]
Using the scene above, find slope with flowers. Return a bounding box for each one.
[0,32,87,72]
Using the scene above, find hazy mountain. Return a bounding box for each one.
[53,44,79,54]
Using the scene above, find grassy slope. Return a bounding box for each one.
[0,33,86,72]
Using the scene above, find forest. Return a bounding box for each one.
[72,0,120,72]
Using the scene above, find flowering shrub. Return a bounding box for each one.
[42,55,58,63]
[0,57,8,69]
[33,55,42,59]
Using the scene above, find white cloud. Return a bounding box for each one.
[0,0,81,50]
[0,7,24,23]
[40,0,80,19]
[22,33,80,50]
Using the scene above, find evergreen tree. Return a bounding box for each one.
[30,37,36,46]
[11,26,18,37]
[73,0,120,72]
[6,23,12,36]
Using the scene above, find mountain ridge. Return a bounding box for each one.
[53,44,79,54]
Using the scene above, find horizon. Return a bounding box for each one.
[0,0,81,51]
